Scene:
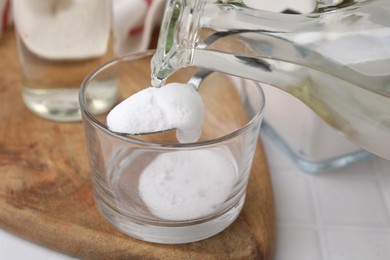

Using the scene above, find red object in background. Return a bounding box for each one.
[1,0,11,35]
[129,0,153,36]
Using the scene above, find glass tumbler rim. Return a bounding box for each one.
[79,50,266,148]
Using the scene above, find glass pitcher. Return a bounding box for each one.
[151,0,390,160]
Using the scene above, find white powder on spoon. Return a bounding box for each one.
[107,82,205,143]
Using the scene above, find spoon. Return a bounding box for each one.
[187,68,214,90]
[135,68,213,136]
[109,32,226,138]
[108,68,213,138]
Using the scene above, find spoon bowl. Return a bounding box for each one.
[112,68,214,137]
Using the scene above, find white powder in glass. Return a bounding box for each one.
[138,148,238,220]
[107,83,204,143]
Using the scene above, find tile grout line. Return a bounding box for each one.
[305,173,330,260]
[277,222,390,232]
[372,160,390,224]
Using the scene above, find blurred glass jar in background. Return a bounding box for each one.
[13,0,117,122]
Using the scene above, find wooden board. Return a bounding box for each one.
[0,29,275,259]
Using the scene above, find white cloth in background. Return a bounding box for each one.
[113,0,165,56]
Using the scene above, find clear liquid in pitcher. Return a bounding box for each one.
[151,0,390,160]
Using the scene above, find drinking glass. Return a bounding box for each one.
[79,50,265,244]
[14,0,117,121]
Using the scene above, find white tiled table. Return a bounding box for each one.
[263,133,390,260]
[1,132,390,260]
